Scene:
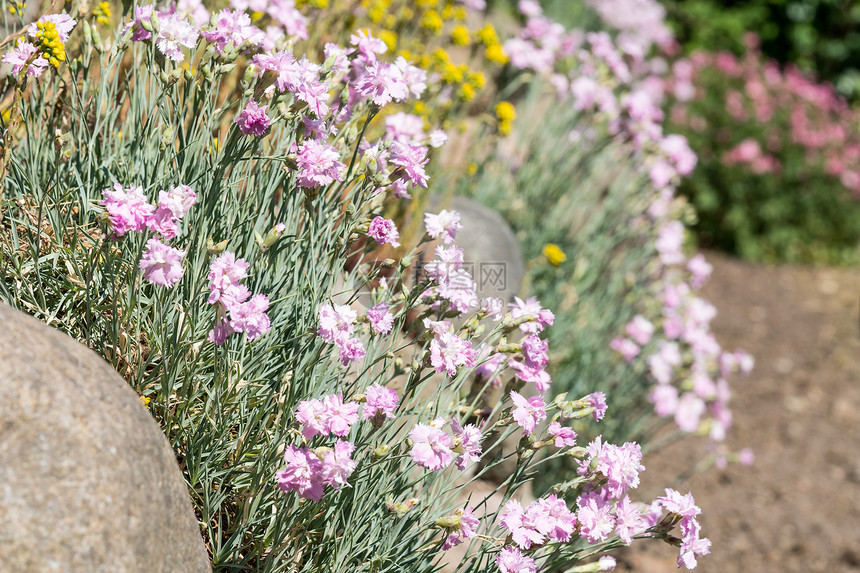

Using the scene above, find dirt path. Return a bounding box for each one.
[620,251,860,572]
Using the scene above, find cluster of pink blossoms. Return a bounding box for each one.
[317,300,395,366]
[206,252,271,344]
[408,417,482,472]
[367,216,401,247]
[2,13,76,78]
[101,183,197,288]
[423,318,476,377]
[278,386,398,501]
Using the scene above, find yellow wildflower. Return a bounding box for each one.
[486,44,509,65]
[495,101,516,122]
[458,83,475,102]
[476,24,499,47]
[468,70,486,90]
[421,10,443,34]
[466,162,478,175]
[140,395,151,407]
[416,0,439,7]
[401,6,414,20]
[378,29,397,51]
[35,21,66,68]
[452,6,467,20]
[93,1,112,25]
[542,244,567,266]
[451,25,470,46]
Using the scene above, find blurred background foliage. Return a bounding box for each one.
[664,0,860,100]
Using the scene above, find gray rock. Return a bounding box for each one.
[0,304,210,573]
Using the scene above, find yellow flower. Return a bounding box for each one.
[401,6,414,20]
[250,11,264,21]
[398,50,413,62]
[421,10,443,34]
[466,162,478,175]
[458,83,475,101]
[495,101,516,122]
[140,395,151,407]
[452,6,467,20]
[451,25,470,46]
[542,244,567,266]
[476,24,499,47]
[35,20,66,68]
[296,0,330,7]
[93,1,112,25]
[486,44,509,65]
[416,0,439,7]
[384,14,397,28]
[498,120,513,136]
[432,48,451,66]
[468,70,486,90]
[378,29,397,51]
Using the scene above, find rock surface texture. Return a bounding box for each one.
[0,304,210,573]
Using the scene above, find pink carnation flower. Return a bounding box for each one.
[337,336,366,366]
[317,303,356,343]
[409,421,454,471]
[366,302,394,335]
[389,141,429,188]
[296,140,345,188]
[497,546,537,573]
[101,183,154,237]
[2,40,49,78]
[362,383,399,421]
[548,421,577,447]
[276,445,326,501]
[139,238,186,287]
[428,322,476,376]
[510,391,546,435]
[228,294,271,340]
[355,60,409,106]
[367,216,401,247]
[451,418,482,470]
[235,99,271,136]
[321,440,356,490]
[441,507,479,550]
[424,210,463,244]
[155,12,199,63]
[323,393,360,437]
[499,500,545,549]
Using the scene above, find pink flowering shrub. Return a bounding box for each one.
[667,37,860,263]
[0,2,740,572]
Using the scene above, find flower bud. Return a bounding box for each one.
[262,223,286,249]
[207,237,228,254]
[372,444,390,459]
[148,10,160,33]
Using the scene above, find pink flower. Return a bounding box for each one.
[614,496,647,544]
[324,393,360,437]
[576,491,616,543]
[362,383,399,421]
[577,437,644,498]
[276,445,326,501]
[208,252,251,307]
[366,302,394,335]
[509,296,553,334]
[367,216,401,247]
[533,494,577,542]
[318,303,357,343]
[355,61,409,106]
[585,391,608,421]
[389,141,429,188]
[548,421,577,447]
[139,238,186,287]
[500,500,545,549]
[2,40,49,78]
[441,507,479,550]
[510,391,546,435]
[155,12,199,63]
[610,337,640,362]
[296,398,328,439]
[424,210,463,244]
[497,546,537,573]
[337,336,366,366]
[428,323,476,376]
[687,254,713,289]
[409,421,454,471]
[201,9,263,53]
[350,29,387,60]
[28,13,76,42]
[675,392,705,432]
[625,315,654,345]
[296,140,345,188]
[451,418,482,470]
[101,183,155,237]
[521,335,548,371]
[235,99,271,136]
[321,440,356,489]
[229,294,271,340]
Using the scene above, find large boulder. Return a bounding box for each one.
[0,304,210,573]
